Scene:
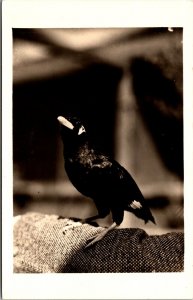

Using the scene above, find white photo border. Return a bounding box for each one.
[2,0,193,299]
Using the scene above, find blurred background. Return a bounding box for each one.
[13,28,183,234]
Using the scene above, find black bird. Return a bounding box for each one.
[57,115,155,247]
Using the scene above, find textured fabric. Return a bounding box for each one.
[13,212,184,273]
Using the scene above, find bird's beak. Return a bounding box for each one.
[57,116,74,130]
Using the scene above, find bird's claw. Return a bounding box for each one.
[85,235,101,248]
[84,222,117,248]
[85,229,108,248]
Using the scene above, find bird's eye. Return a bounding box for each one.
[78,126,86,135]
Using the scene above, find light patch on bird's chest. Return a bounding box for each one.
[92,161,112,168]
[76,147,95,166]
[79,154,91,166]
[130,200,142,209]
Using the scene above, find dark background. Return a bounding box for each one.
[13,28,183,234]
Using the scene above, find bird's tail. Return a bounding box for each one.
[139,201,156,225]
[127,199,156,225]
[134,204,156,225]
[145,212,156,225]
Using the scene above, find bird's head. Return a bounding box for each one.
[57,115,86,135]
[57,115,87,150]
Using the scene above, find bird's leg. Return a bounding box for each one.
[63,214,100,224]
[83,214,100,224]
[66,214,105,228]
[85,222,117,248]
[83,204,110,225]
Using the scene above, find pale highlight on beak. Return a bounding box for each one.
[57,116,74,130]
[78,126,86,135]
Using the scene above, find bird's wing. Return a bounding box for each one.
[89,155,147,223]
[90,155,144,200]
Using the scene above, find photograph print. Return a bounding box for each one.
[12,28,184,273]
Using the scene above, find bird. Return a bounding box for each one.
[57,115,155,247]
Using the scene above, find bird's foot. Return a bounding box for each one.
[85,222,117,248]
[69,217,83,222]
[72,217,99,227]
[58,216,82,222]
[68,217,98,227]
[86,221,99,227]
[61,217,99,233]
[62,219,82,232]
[85,230,108,248]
